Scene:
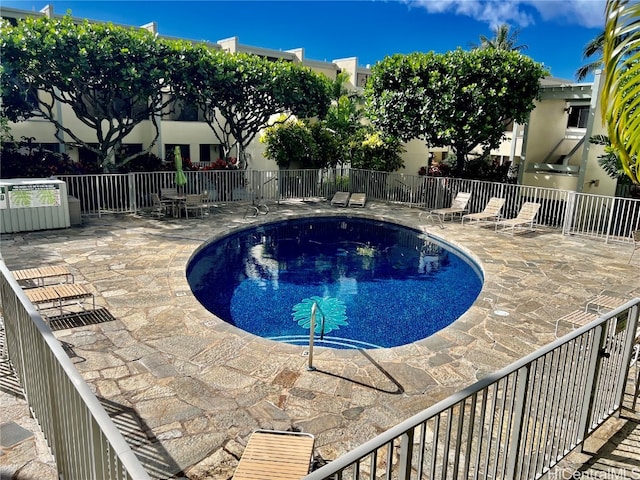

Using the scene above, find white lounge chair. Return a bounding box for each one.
[233,429,315,480]
[349,193,366,207]
[331,191,350,207]
[495,202,541,234]
[420,192,471,228]
[462,197,505,225]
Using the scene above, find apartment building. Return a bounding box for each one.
[1,4,615,195]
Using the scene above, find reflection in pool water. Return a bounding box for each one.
[187,217,483,349]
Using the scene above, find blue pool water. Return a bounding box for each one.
[187,217,483,349]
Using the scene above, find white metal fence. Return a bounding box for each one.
[57,169,639,243]
[0,262,151,480]
[304,299,640,480]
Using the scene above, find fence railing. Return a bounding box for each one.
[57,169,639,243]
[0,262,151,480]
[304,299,640,480]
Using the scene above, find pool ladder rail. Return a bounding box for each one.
[243,201,269,219]
[243,177,277,219]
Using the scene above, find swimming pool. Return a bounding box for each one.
[187,216,483,349]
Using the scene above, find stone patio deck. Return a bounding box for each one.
[1,199,639,479]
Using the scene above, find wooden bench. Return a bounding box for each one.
[24,284,95,317]
[585,295,625,314]
[233,430,315,480]
[555,310,598,337]
[11,265,74,287]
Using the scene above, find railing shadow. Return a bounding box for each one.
[99,397,184,480]
[312,349,405,395]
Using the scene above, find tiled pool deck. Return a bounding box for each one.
[1,200,639,479]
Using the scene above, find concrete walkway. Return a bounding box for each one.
[1,200,639,479]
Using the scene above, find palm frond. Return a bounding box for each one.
[601,0,640,184]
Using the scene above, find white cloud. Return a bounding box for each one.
[408,0,605,28]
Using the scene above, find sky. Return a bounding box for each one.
[2,0,606,81]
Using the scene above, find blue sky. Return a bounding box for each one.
[2,0,605,81]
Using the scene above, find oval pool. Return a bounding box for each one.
[187,216,483,349]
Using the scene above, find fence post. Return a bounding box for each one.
[604,196,618,244]
[128,173,137,214]
[397,429,414,480]
[506,367,530,478]
[562,191,577,236]
[577,323,608,451]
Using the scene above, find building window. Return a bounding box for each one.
[199,144,222,163]
[567,105,589,129]
[165,144,190,163]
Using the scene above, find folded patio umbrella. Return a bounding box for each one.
[174,146,187,191]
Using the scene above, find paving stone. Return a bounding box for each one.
[2,201,639,478]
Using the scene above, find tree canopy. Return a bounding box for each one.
[0,15,181,170]
[173,46,331,168]
[366,48,547,173]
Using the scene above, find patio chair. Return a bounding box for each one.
[11,265,74,287]
[331,191,350,207]
[150,193,169,218]
[348,193,366,207]
[182,194,207,219]
[554,309,598,337]
[24,284,95,318]
[233,429,315,480]
[629,230,640,264]
[420,191,471,228]
[160,187,178,201]
[495,202,541,234]
[462,197,505,225]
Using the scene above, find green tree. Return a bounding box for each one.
[0,15,180,171]
[260,117,317,169]
[576,32,605,81]
[350,127,405,172]
[601,0,640,186]
[174,46,331,168]
[366,48,546,173]
[471,23,528,52]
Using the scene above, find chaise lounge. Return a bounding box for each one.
[331,191,350,207]
[232,429,315,480]
[495,201,541,234]
[420,191,471,228]
[462,197,505,225]
[24,284,95,318]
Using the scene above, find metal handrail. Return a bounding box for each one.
[307,302,326,371]
[304,299,640,479]
[0,261,151,479]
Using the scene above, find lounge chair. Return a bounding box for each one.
[348,193,366,207]
[24,284,95,317]
[462,197,505,225]
[232,429,315,480]
[585,294,626,314]
[420,191,471,228]
[495,202,541,234]
[331,191,350,207]
[554,309,598,337]
[630,230,640,264]
[11,265,74,287]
